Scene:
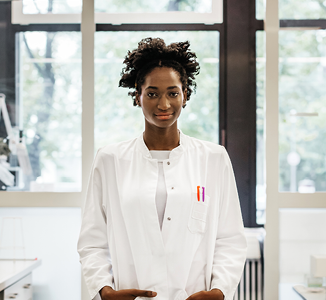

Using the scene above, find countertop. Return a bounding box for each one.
[0,259,41,291]
[280,283,326,300]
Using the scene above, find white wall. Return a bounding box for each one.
[279,208,326,284]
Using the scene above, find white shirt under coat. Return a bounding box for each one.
[149,150,170,229]
[77,131,247,300]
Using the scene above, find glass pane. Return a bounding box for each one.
[0,208,81,300]
[23,0,82,14]
[279,0,326,19]
[95,0,212,13]
[256,0,265,20]
[279,30,326,192]
[256,31,266,224]
[5,32,82,192]
[95,31,219,151]
[279,209,326,299]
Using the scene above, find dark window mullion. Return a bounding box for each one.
[95,23,222,31]
[12,24,80,32]
[225,0,259,227]
[0,1,16,133]
[280,19,326,29]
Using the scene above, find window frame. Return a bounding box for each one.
[264,2,326,300]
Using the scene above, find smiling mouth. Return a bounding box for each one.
[155,114,173,120]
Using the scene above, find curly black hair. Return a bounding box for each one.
[119,37,200,107]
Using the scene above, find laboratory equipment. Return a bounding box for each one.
[0,93,33,190]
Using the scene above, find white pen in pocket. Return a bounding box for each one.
[196,186,205,202]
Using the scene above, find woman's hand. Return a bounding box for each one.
[100,286,157,300]
[185,289,224,300]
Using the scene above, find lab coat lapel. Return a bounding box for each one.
[118,135,167,290]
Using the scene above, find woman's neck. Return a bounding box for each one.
[143,123,180,151]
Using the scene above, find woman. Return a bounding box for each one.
[78,38,247,300]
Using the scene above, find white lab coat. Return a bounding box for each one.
[77,131,247,300]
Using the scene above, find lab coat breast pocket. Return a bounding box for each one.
[188,192,210,234]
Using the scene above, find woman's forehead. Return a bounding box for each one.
[143,67,182,87]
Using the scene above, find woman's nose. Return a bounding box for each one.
[157,95,171,110]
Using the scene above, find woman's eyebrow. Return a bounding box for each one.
[145,86,179,90]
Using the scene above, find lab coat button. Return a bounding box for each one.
[167,217,171,221]
[171,187,174,190]
[167,161,170,165]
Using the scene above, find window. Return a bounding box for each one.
[280,0,326,19]
[256,0,326,225]
[95,0,213,13]
[13,0,222,24]
[16,31,82,192]
[23,0,82,14]
[2,4,259,211]
[279,30,326,193]
[3,2,224,196]
[256,31,266,224]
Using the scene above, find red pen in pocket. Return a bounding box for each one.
[197,186,200,201]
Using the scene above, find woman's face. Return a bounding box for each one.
[136,67,187,130]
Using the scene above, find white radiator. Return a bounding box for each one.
[234,259,263,300]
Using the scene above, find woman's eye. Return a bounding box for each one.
[170,92,179,97]
[147,92,157,97]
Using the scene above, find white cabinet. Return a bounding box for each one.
[0,259,41,300]
[3,274,32,300]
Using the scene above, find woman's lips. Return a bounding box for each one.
[155,114,173,120]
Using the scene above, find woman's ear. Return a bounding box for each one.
[182,89,187,107]
[135,91,141,107]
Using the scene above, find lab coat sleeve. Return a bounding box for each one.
[77,150,114,299]
[210,147,247,300]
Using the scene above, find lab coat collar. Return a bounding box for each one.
[136,129,187,161]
